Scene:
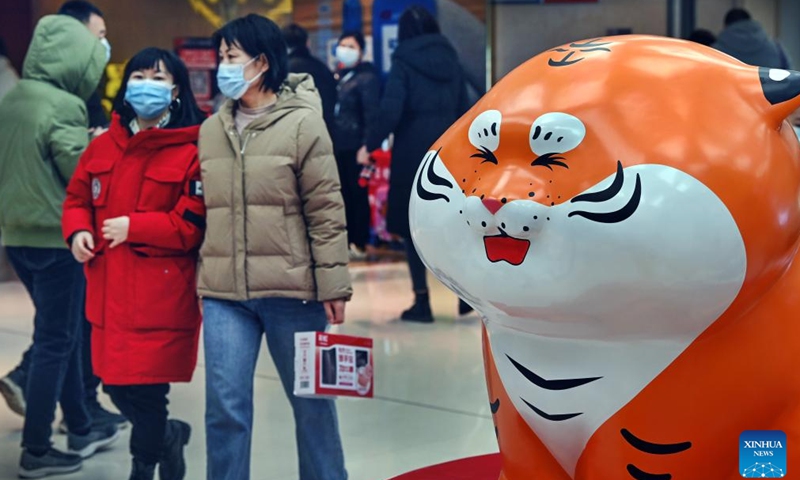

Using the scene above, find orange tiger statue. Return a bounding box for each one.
[408,35,800,479]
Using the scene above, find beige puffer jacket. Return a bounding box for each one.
[197,74,352,302]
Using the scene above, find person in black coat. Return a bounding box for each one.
[283,24,338,137]
[334,31,381,258]
[362,6,470,323]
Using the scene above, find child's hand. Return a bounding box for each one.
[102,216,130,248]
[71,231,95,263]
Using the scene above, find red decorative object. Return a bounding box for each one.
[389,453,501,480]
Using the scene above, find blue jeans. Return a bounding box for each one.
[6,247,91,451]
[203,297,347,480]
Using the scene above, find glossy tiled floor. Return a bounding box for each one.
[0,262,498,480]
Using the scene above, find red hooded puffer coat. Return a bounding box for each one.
[63,115,205,385]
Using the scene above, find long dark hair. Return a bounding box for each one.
[398,5,440,43]
[113,48,206,129]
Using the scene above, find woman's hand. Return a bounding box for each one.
[323,299,346,325]
[356,146,371,166]
[102,216,130,248]
[71,231,95,263]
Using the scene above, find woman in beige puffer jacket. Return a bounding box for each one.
[198,14,352,480]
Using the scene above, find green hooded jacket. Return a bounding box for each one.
[0,15,106,248]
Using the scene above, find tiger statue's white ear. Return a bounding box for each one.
[469,110,502,152]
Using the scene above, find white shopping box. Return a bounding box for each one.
[294,331,374,399]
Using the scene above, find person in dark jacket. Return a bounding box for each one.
[687,28,716,47]
[334,31,380,259]
[713,8,790,69]
[283,24,337,137]
[362,6,470,323]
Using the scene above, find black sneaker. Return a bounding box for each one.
[19,448,82,479]
[400,301,434,323]
[0,375,25,417]
[87,399,129,429]
[67,424,120,459]
[159,419,192,480]
[58,401,129,434]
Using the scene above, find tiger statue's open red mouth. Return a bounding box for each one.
[484,234,530,266]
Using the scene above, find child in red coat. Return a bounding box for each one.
[62,48,207,480]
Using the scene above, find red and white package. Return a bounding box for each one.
[294,332,374,399]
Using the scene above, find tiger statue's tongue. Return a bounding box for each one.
[484,235,530,266]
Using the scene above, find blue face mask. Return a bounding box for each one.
[124,79,174,120]
[217,57,264,100]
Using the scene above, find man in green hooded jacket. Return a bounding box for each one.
[0,0,130,438]
[0,14,119,478]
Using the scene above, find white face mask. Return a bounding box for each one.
[335,46,360,69]
[100,37,111,63]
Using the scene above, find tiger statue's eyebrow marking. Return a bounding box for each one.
[569,39,612,50]
[549,39,614,67]
[549,52,583,68]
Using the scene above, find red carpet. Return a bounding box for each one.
[389,453,501,480]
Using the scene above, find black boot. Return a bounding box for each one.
[401,292,434,323]
[458,299,474,316]
[129,459,156,480]
[159,419,191,480]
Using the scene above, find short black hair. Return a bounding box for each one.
[114,47,206,130]
[339,31,365,52]
[687,28,716,47]
[282,24,308,51]
[213,14,288,93]
[398,5,439,43]
[58,1,103,24]
[724,8,751,27]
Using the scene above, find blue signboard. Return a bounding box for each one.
[372,0,437,81]
[343,0,363,33]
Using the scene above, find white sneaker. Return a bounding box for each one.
[0,376,25,416]
[67,424,120,459]
[349,244,367,261]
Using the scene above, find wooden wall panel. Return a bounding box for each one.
[33,0,216,62]
[31,0,291,63]
[16,1,484,65]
